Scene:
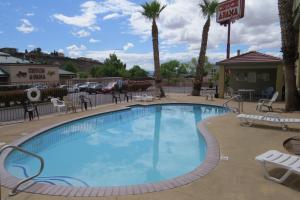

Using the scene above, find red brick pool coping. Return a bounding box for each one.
[0,104,221,197]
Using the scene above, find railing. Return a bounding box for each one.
[0,145,44,197]
[223,95,243,113]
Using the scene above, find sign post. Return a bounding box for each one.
[216,0,245,59]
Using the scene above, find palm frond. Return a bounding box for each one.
[141,0,167,19]
[199,0,218,18]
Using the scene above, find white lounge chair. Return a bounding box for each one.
[50,98,66,112]
[237,113,300,131]
[255,150,300,183]
[142,94,154,102]
[256,91,279,112]
[133,95,143,101]
[133,94,154,102]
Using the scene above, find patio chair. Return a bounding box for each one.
[237,112,300,131]
[255,150,300,183]
[63,96,76,113]
[50,98,65,112]
[124,91,133,102]
[224,87,235,99]
[79,95,92,110]
[133,95,143,101]
[142,94,154,102]
[112,91,122,104]
[22,101,39,121]
[256,91,278,112]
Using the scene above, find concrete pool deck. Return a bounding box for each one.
[0,94,299,200]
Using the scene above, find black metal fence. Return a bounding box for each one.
[0,90,155,123]
[0,78,219,123]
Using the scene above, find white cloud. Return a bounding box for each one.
[27,44,35,49]
[83,49,224,71]
[103,13,122,20]
[16,19,36,34]
[58,49,64,53]
[89,38,100,43]
[125,0,280,51]
[72,29,90,38]
[26,13,35,17]
[123,42,134,51]
[66,44,87,57]
[57,0,281,69]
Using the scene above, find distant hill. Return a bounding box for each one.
[0,48,103,73]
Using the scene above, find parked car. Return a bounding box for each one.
[102,82,117,93]
[87,83,104,94]
[78,82,98,92]
[31,83,48,90]
[59,85,79,93]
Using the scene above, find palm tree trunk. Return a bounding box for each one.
[192,17,211,96]
[152,19,165,98]
[278,0,300,111]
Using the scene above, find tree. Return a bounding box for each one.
[64,62,78,74]
[278,0,300,111]
[90,54,128,77]
[192,0,218,96]
[161,60,181,83]
[129,65,149,78]
[79,72,88,79]
[90,65,102,77]
[103,53,126,71]
[142,0,166,98]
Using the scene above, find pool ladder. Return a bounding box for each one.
[223,95,244,113]
[0,145,44,199]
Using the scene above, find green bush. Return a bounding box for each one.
[0,88,68,107]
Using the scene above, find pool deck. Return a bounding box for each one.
[0,94,300,200]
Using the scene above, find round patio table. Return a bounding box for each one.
[238,89,255,101]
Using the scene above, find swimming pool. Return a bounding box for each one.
[2,104,227,195]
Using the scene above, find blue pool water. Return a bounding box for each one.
[5,104,227,187]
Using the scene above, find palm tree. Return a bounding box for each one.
[278,0,300,111]
[192,0,218,96]
[141,0,166,98]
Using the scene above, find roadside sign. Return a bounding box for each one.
[216,0,245,24]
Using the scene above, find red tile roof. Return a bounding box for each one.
[216,51,282,65]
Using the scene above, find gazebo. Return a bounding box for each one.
[217,51,284,100]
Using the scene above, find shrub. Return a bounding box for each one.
[125,80,152,91]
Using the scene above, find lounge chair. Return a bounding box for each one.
[256,91,278,112]
[50,98,65,112]
[142,94,154,102]
[133,95,143,101]
[255,150,300,183]
[237,113,300,131]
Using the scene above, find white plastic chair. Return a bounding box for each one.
[50,98,66,113]
[256,150,300,183]
[256,91,279,112]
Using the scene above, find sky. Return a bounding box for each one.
[0,0,281,71]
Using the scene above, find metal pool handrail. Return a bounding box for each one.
[0,145,44,197]
[223,95,243,113]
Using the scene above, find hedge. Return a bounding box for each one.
[0,88,68,107]
[125,80,152,91]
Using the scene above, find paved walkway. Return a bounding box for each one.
[0,94,299,200]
